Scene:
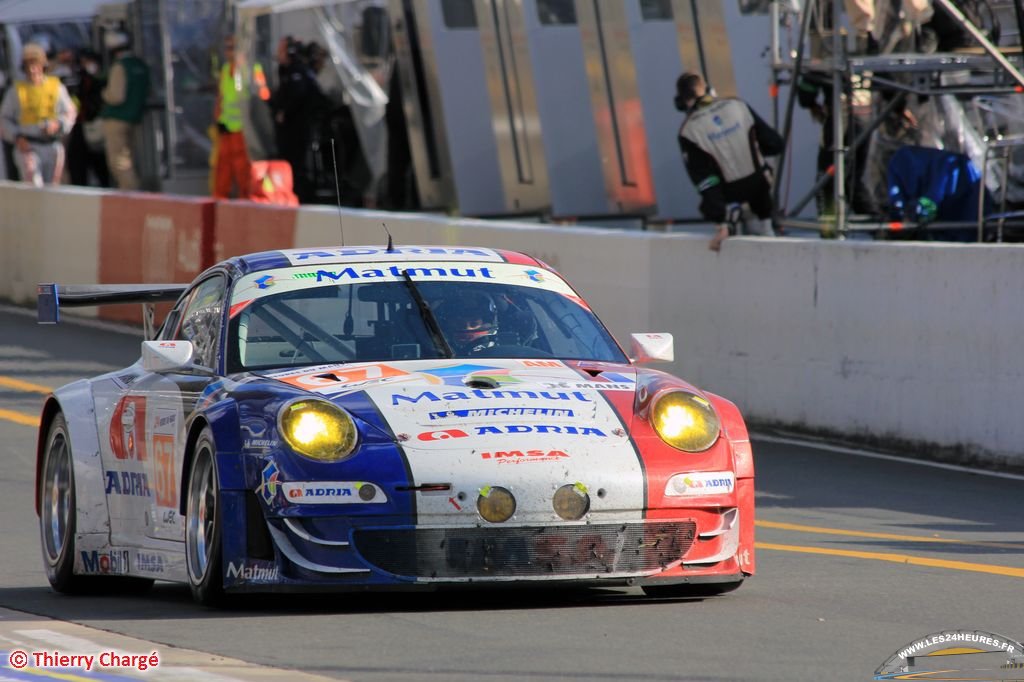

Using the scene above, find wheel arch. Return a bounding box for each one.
[35,396,63,516]
[179,399,242,516]
[705,392,754,480]
[179,416,211,516]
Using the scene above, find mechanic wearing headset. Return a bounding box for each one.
[675,72,784,252]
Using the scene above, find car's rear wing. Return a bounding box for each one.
[37,283,189,338]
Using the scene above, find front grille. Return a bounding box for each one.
[353,522,697,579]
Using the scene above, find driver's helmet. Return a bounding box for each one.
[438,291,499,353]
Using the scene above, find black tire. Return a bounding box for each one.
[39,413,82,593]
[39,413,153,595]
[642,579,744,599]
[185,427,224,606]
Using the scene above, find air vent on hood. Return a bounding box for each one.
[463,375,500,389]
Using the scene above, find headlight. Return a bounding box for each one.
[477,486,516,523]
[279,399,358,462]
[650,391,720,452]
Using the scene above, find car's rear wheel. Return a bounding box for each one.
[40,413,80,592]
[185,428,224,606]
[40,413,153,595]
[642,579,744,599]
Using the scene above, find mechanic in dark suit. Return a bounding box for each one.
[676,72,784,251]
[271,37,327,204]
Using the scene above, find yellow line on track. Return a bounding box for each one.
[7,667,96,682]
[0,408,40,427]
[756,520,1024,551]
[756,542,1024,578]
[0,375,53,394]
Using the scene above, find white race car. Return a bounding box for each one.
[35,245,755,604]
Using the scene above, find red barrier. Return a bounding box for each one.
[214,200,298,262]
[98,193,215,324]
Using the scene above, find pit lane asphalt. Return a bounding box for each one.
[1,305,1022,682]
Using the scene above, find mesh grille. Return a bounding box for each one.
[353,521,696,579]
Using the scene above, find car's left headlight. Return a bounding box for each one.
[279,399,358,462]
[650,390,720,452]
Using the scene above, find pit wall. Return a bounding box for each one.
[2,182,1021,466]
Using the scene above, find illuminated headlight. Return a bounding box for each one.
[278,399,358,462]
[650,391,720,452]
[477,486,516,523]
[553,483,590,520]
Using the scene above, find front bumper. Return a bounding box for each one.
[220,489,751,592]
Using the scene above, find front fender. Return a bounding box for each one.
[179,397,244,519]
[706,392,754,480]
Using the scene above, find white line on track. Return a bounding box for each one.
[753,432,1024,482]
[15,629,109,655]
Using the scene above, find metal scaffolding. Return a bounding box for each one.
[770,0,1024,240]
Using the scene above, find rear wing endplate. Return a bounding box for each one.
[37,284,189,337]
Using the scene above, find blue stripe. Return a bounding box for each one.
[331,391,416,519]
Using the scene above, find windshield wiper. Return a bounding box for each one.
[400,270,453,358]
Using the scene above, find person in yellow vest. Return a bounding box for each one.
[0,44,76,187]
[213,36,253,199]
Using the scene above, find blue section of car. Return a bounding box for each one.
[204,402,247,491]
[219,490,249,587]
[232,250,295,274]
[225,386,415,586]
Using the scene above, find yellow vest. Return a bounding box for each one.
[218,63,247,133]
[15,77,60,126]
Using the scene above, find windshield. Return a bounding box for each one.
[226,263,627,372]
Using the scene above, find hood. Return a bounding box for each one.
[262,359,645,522]
[373,374,636,451]
[262,359,638,438]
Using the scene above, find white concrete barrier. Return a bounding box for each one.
[650,236,1024,466]
[0,182,103,312]
[4,185,1024,466]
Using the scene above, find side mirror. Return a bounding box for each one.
[142,340,195,372]
[630,333,674,364]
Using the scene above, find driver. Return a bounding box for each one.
[437,291,499,354]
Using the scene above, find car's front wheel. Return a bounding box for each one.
[642,579,744,599]
[185,427,224,606]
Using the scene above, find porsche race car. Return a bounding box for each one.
[35,244,755,605]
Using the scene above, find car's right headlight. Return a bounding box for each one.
[650,390,720,452]
[278,399,358,462]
